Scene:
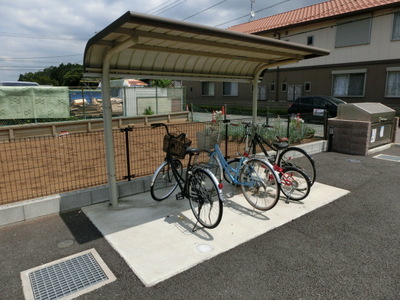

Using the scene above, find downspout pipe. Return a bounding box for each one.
[251,60,299,123]
[252,65,269,124]
[101,37,137,208]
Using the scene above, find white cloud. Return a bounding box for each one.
[0,0,326,81]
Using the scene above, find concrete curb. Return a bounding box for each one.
[0,175,151,227]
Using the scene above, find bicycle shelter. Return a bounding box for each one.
[83,11,330,207]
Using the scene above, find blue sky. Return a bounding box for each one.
[0,0,326,82]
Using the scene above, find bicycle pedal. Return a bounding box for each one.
[175,193,184,200]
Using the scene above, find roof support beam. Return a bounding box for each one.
[130,44,280,64]
[114,28,303,60]
[85,68,255,82]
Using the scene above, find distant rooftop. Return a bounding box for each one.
[228,0,400,34]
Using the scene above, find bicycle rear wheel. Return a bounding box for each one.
[278,147,316,186]
[150,159,182,201]
[188,167,223,229]
[240,158,280,211]
[280,166,311,201]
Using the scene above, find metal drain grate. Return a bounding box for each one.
[21,249,116,300]
[373,154,400,162]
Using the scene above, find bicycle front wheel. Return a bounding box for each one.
[150,159,182,201]
[240,158,280,211]
[188,167,223,229]
[280,167,311,201]
[278,147,316,186]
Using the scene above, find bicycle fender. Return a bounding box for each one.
[194,167,225,200]
[283,146,314,161]
[150,161,169,185]
[243,157,281,184]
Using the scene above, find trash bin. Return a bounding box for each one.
[328,102,396,155]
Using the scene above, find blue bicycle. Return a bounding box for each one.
[203,132,281,211]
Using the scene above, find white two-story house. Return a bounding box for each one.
[184,0,400,113]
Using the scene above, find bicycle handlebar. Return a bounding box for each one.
[151,122,186,139]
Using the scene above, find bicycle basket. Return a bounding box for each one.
[163,134,192,159]
[196,131,221,150]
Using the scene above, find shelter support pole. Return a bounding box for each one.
[101,37,137,208]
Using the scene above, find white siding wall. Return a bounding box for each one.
[278,9,400,69]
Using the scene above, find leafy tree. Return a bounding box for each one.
[19,63,83,86]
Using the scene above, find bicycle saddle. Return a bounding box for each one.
[276,136,289,143]
[185,147,203,155]
[272,142,289,150]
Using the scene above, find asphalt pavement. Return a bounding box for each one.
[1,144,400,299]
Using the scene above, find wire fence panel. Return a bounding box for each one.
[0,123,213,205]
[0,119,324,206]
[0,132,109,204]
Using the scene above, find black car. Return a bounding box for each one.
[288,96,346,119]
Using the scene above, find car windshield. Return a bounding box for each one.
[328,97,346,104]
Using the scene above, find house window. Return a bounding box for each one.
[222,82,238,96]
[281,83,287,92]
[202,82,215,96]
[270,83,275,92]
[386,68,400,97]
[307,36,314,45]
[392,12,400,40]
[304,82,311,92]
[332,70,366,97]
[335,18,371,47]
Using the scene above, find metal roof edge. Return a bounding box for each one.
[83,11,330,63]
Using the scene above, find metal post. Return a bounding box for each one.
[156,87,158,114]
[81,88,86,119]
[328,126,334,152]
[324,110,329,140]
[287,114,290,138]
[121,126,134,180]
[224,104,228,158]
[101,36,137,208]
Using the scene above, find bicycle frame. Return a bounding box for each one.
[211,143,280,186]
[248,128,279,163]
[159,153,191,198]
[212,144,245,185]
[273,163,291,186]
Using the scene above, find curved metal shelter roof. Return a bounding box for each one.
[83,11,329,82]
[82,11,330,208]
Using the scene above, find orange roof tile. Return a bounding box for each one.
[228,0,400,34]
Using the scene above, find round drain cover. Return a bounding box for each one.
[57,239,74,248]
[196,244,213,253]
[346,159,362,163]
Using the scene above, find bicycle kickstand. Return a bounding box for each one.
[285,191,292,204]
[192,220,201,232]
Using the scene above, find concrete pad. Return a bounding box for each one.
[83,182,349,287]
